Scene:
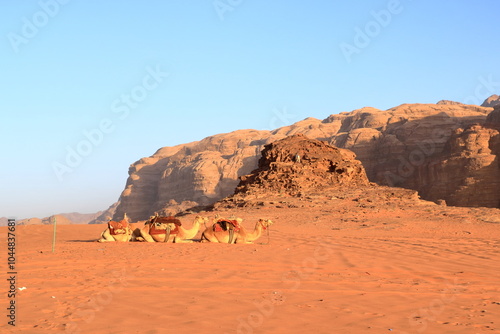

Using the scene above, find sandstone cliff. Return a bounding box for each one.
[111,102,497,221]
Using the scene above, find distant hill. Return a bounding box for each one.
[0,217,10,227]
[0,211,104,226]
[59,211,104,224]
[18,215,72,225]
[88,202,119,224]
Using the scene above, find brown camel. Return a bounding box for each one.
[134,215,208,243]
[200,218,273,244]
[97,214,133,242]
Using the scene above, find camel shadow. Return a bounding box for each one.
[67,239,98,243]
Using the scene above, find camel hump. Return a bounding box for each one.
[214,219,241,232]
[152,216,182,226]
[108,219,129,229]
[149,224,180,236]
[108,219,129,235]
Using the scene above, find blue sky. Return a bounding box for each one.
[1,1,499,219]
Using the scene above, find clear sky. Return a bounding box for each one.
[1,1,499,219]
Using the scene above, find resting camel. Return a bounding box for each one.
[200,218,274,244]
[135,215,208,243]
[97,214,133,242]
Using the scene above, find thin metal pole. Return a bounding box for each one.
[52,216,57,253]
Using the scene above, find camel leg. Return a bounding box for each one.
[97,229,115,242]
[174,237,194,243]
[235,236,253,244]
[113,234,131,242]
[139,229,156,242]
[130,228,142,242]
[200,232,219,243]
[199,232,210,243]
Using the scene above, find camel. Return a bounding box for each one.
[135,215,208,243]
[97,214,133,242]
[200,218,274,244]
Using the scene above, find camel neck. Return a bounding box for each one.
[247,223,263,241]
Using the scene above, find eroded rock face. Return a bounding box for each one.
[482,94,500,108]
[234,134,368,197]
[110,102,498,221]
[410,124,500,207]
[486,105,500,125]
[113,130,271,221]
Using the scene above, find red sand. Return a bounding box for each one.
[1,201,500,333]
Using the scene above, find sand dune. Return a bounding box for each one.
[1,200,499,333]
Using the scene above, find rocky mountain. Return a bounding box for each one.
[482,94,500,108]
[88,201,119,224]
[110,102,498,222]
[403,105,500,207]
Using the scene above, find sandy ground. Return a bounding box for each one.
[1,195,500,333]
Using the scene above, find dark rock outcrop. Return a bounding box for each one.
[234,134,369,197]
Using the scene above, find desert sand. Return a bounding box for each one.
[2,189,499,334]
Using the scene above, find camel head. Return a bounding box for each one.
[194,215,209,226]
[258,219,274,230]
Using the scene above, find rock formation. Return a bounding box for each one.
[108,102,498,221]
[214,134,424,210]
[482,94,500,108]
[400,105,500,207]
[234,134,368,196]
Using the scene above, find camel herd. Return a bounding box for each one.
[97,214,274,244]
